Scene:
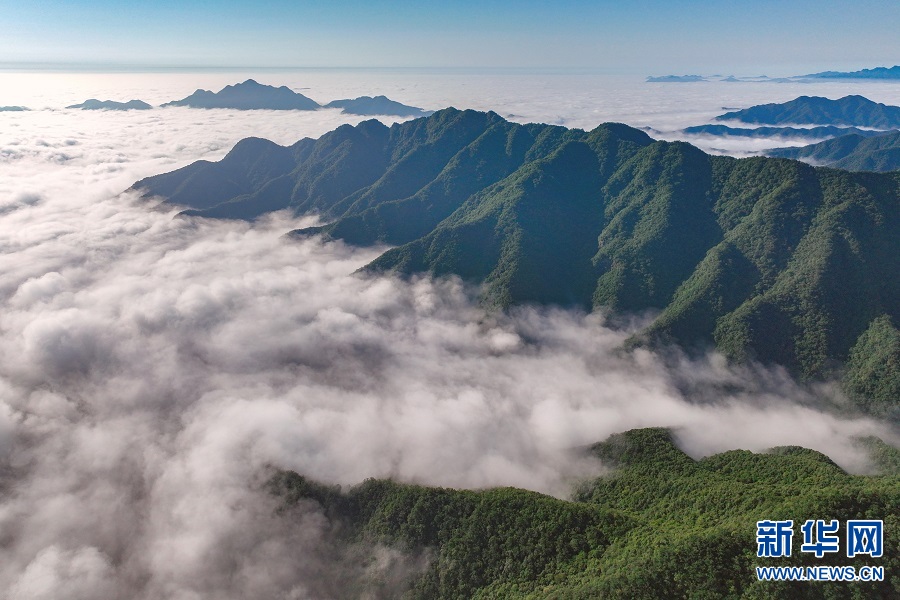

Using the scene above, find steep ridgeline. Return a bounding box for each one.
[768,130,900,172]
[717,95,900,128]
[133,109,900,415]
[271,428,900,599]
[133,108,595,238]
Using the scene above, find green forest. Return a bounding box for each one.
[270,428,900,599]
[134,108,900,421]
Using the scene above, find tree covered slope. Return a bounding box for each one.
[271,427,900,599]
[768,130,900,172]
[132,109,900,414]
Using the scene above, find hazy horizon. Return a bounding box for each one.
[2,1,898,74]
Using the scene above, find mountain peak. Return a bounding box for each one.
[717,94,900,127]
[161,79,320,110]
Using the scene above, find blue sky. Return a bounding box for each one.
[1,0,897,74]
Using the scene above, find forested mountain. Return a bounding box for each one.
[161,79,321,110]
[717,95,900,128]
[271,427,900,599]
[133,109,900,417]
[768,130,900,172]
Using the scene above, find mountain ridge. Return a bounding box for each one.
[683,124,897,140]
[767,130,900,172]
[66,98,152,110]
[324,95,433,117]
[132,109,900,417]
[803,65,900,80]
[717,95,900,128]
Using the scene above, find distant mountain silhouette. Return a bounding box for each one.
[161,79,320,110]
[324,95,432,117]
[768,130,900,171]
[683,124,896,140]
[66,99,152,110]
[717,95,900,128]
[646,75,707,82]
[0,106,28,111]
[802,65,900,80]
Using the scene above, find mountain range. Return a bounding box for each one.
[717,95,900,128]
[768,130,900,172]
[158,79,431,116]
[646,75,707,82]
[647,66,900,83]
[133,108,900,419]
[66,99,152,110]
[0,105,28,111]
[682,124,895,140]
[803,65,900,80]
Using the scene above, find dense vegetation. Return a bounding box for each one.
[716,95,900,128]
[271,428,900,599]
[769,131,900,172]
[133,109,900,417]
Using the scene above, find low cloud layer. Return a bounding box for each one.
[0,74,897,598]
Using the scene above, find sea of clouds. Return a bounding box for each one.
[0,71,898,598]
